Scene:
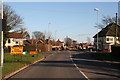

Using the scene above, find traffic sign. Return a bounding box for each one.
[10,47,23,55]
[29,51,38,54]
[0,19,7,31]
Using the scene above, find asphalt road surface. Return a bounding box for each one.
[7,51,120,80]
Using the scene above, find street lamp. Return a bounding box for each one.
[94,8,99,50]
[48,22,51,40]
[47,22,51,51]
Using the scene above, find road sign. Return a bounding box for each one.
[29,51,38,54]
[0,19,7,31]
[0,19,2,31]
[2,19,7,31]
[10,47,23,55]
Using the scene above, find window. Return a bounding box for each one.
[109,38,113,41]
[116,37,119,41]
[107,38,109,41]
[106,38,113,41]
[8,39,11,43]
[16,41,18,44]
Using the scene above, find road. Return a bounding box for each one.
[7,51,120,80]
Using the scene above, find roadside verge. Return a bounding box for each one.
[3,56,45,80]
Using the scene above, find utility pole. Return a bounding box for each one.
[48,22,51,40]
[115,13,118,45]
[0,1,4,80]
[55,30,57,51]
[118,1,120,25]
[36,39,38,52]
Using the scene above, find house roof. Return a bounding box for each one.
[93,23,120,38]
[56,39,64,43]
[8,32,23,39]
[24,39,44,44]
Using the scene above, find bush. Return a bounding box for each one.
[4,47,10,53]
[111,45,120,58]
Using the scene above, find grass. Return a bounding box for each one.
[90,52,120,62]
[2,54,44,78]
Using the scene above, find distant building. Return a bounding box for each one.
[49,39,64,50]
[24,38,52,52]
[5,32,24,48]
[79,43,94,50]
[93,23,120,51]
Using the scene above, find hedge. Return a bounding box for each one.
[111,45,120,58]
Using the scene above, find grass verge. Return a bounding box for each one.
[2,54,44,78]
[90,52,120,62]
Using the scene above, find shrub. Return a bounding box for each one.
[111,45,120,58]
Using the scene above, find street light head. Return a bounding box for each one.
[48,22,51,24]
[94,8,99,11]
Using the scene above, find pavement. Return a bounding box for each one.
[5,51,120,80]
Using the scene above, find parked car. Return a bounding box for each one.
[87,47,96,51]
[102,49,108,52]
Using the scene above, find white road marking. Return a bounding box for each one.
[69,51,90,80]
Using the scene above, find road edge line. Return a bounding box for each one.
[69,51,90,80]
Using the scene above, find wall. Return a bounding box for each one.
[5,38,24,47]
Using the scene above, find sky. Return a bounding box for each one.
[4,2,118,43]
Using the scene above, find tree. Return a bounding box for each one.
[95,15,120,44]
[0,4,24,47]
[3,4,24,31]
[32,31,45,40]
[64,36,73,46]
[95,15,120,29]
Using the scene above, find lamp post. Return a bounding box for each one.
[94,8,99,50]
[47,22,51,51]
[48,22,51,40]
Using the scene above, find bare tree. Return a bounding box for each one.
[95,15,120,29]
[0,4,24,47]
[64,36,73,46]
[2,4,24,31]
[32,31,45,40]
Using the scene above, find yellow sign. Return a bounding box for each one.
[10,47,23,55]
[29,51,38,54]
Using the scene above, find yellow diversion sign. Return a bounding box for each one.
[10,47,23,55]
[29,51,38,54]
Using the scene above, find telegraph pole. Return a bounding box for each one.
[115,13,118,45]
[55,30,57,51]
[0,1,4,79]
